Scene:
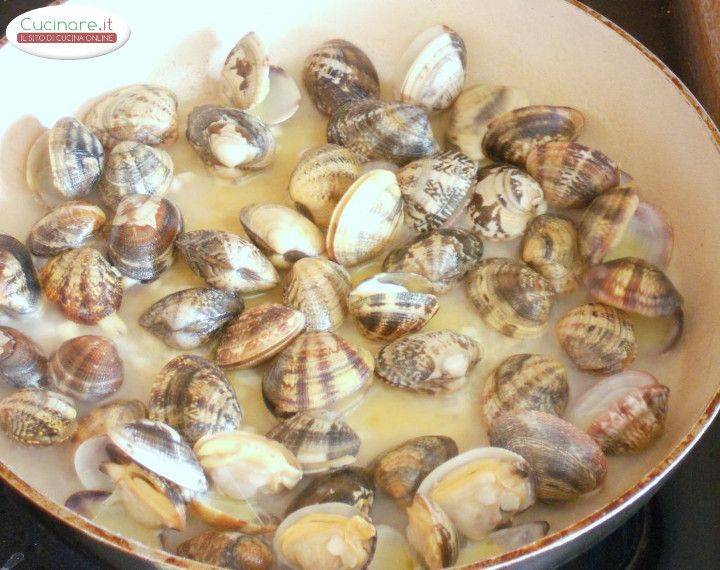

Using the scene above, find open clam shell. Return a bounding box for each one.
[73,399,147,447]
[0,235,41,317]
[405,493,459,570]
[177,530,274,569]
[253,65,302,125]
[74,434,114,490]
[0,388,77,446]
[220,32,270,110]
[0,326,47,389]
[286,466,375,516]
[190,491,277,534]
[29,201,106,257]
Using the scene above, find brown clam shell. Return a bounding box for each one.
[73,399,147,444]
[0,326,47,389]
[0,234,41,317]
[406,493,459,570]
[177,530,274,569]
[0,388,77,446]
[28,201,106,257]
[286,466,375,516]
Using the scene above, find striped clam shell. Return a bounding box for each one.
[286,466,375,515]
[406,493,459,569]
[177,531,274,569]
[0,235,41,317]
[73,399,147,444]
[0,326,47,389]
[0,388,77,446]
[29,201,106,257]
[220,32,270,109]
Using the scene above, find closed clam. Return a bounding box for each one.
[467,164,546,241]
[73,399,147,444]
[287,467,375,516]
[176,230,279,293]
[372,435,458,505]
[482,105,585,167]
[383,228,483,293]
[398,150,477,233]
[326,169,403,266]
[526,141,620,209]
[28,201,106,257]
[520,214,581,293]
[0,388,77,446]
[567,370,670,454]
[108,195,183,282]
[0,326,47,388]
[177,530,274,570]
[348,272,439,342]
[140,287,244,350]
[481,354,569,426]
[556,303,637,374]
[149,355,243,445]
[447,85,529,160]
[97,141,174,211]
[0,235,41,317]
[267,411,361,474]
[376,330,482,394]
[489,411,607,502]
[239,203,324,268]
[303,39,380,116]
[263,331,374,417]
[405,494,459,570]
[83,83,178,148]
[48,335,123,402]
[327,99,438,165]
[220,32,270,109]
[283,257,351,331]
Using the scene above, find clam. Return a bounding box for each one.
[615,200,675,269]
[263,331,374,418]
[489,411,607,502]
[383,228,484,293]
[567,370,670,454]
[327,99,439,165]
[65,489,112,519]
[0,388,77,446]
[556,303,637,374]
[288,144,361,229]
[253,65,302,125]
[397,25,466,112]
[520,214,581,293]
[0,326,47,388]
[283,257,351,331]
[482,105,585,167]
[25,117,104,206]
[0,235,41,317]
[376,330,482,394]
[215,303,306,369]
[107,195,184,282]
[372,435,458,505]
[526,141,620,209]
[28,201,106,257]
[239,202,324,268]
[405,494,459,569]
[348,272,439,342]
[481,354,569,426]
[73,399,147,444]
[303,39,380,116]
[398,150,477,233]
[220,32,270,110]
[467,258,555,339]
[186,105,276,180]
[48,335,123,402]
[149,355,242,445]
[273,502,376,570]
[83,83,178,148]
[73,434,115,490]
[194,430,302,500]
[286,467,375,516]
[190,491,278,533]
[177,530,274,570]
[417,447,536,540]
[139,287,244,350]
[326,169,403,267]
[176,230,279,293]
[267,411,361,474]
[97,141,174,211]
[476,521,551,554]
[447,85,529,161]
[467,164,546,241]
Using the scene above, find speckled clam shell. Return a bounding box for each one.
[526,141,620,209]
[28,201,106,257]
[41,247,122,324]
[482,105,585,167]
[447,85,529,161]
[220,32,270,109]
[327,99,439,166]
[467,164,546,241]
[176,230,279,294]
[0,235,41,317]
[520,214,581,294]
[97,141,174,211]
[286,466,375,516]
[262,331,374,418]
[556,303,637,375]
[177,531,274,569]
[398,150,477,233]
[376,330,482,394]
[0,327,47,389]
[406,493,459,570]
[0,388,77,446]
[83,84,178,148]
[303,39,380,116]
[467,258,555,339]
[73,399,147,444]
[149,355,243,445]
[383,228,484,294]
[288,144,361,229]
[489,411,607,502]
[481,354,568,426]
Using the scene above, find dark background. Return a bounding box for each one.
[0,1,719,568]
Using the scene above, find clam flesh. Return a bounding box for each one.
[0,235,41,317]
[0,388,77,446]
[28,201,106,257]
[177,530,274,569]
[287,467,375,516]
[0,326,47,389]
[405,493,459,569]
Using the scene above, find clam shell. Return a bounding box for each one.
[220,32,270,109]
[190,491,277,533]
[29,201,106,257]
[73,399,147,444]
[376,330,482,394]
[74,434,114,490]
[254,65,301,125]
[481,521,551,553]
[622,200,675,269]
[0,326,47,389]
[405,493,458,570]
[0,235,41,317]
[177,530,274,569]
[326,169,403,267]
[286,466,375,516]
[303,39,380,116]
[65,489,112,519]
[0,388,77,446]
